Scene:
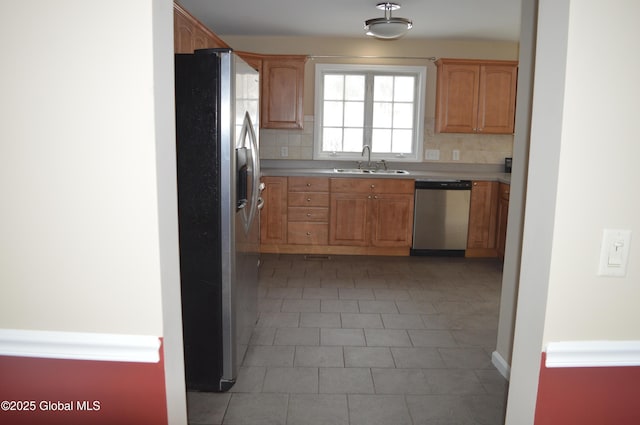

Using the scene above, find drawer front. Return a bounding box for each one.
[330,178,414,194]
[287,222,329,245]
[288,192,329,207]
[288,177,329,192]
[288,207,329,222]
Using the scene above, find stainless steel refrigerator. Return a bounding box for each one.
[174,49,261,392]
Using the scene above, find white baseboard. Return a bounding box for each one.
[0,329,161,363]
[491,350,511,380]
[546,340,640,368]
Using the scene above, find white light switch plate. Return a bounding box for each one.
[598,229,632,277]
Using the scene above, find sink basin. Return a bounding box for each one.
[334,168,409,175]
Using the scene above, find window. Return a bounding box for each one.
[314,64,426,162]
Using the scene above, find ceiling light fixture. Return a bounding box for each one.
[364,2,413,40]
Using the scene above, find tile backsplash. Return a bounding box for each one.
[259,116,513,164]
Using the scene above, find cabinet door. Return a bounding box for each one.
[435,63,480,133]
[260,177,288,245]
[496,183,510,260]
[174,8,196,53]
[478,65,518,134]
[329,193,369,246]
[467,181,498,251]
[173,3,229,53]
[370,194,414,248]
[262,57,305,129]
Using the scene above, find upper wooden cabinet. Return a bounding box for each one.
[173,3,229,53]
[173,3,307,130]
[435,59,518,134]
[261,56,306,129]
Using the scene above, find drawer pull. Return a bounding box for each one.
[307,198,312,202]
[306,232,311,236]
[374,195,378,199]
[306,213,312,217]
[306,183,311,187]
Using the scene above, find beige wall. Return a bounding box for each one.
[225,35,518,163]
[0,1,168,336]
[506,0,640,423]
[542,0,640,343]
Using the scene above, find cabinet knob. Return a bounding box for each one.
[306,183,311,187]
[306,232,311,236]
[306,213,312,217]
[473,182,478,186]
[307,198,311,202]
[368,195,372,199]
[370,184,375,188]
[374,195,378,199]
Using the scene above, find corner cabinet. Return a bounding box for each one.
[435,59,518,134]
[466,181,499,257]
[261,56,306,129]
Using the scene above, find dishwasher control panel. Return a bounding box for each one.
[415,180,472,190]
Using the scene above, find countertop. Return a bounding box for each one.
[261,160,512,184]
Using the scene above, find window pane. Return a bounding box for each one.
[392,129,413,153]
[324,101,343,126]
[343,128,364,152]
[373,102,392,128]
[344,101,364,127]
[324,75,344,100]
[345,75,365,100]
[394,76,415,102]
[393,103,414,128]
[322,128,343,151]
[372,129,392,153]
[374,76,393,101]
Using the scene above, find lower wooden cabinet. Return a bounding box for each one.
[496,183,510,260]
[466,180,499,257]
[260,175,506,258]
[286,177,329,245]
[329,178,414,251]
[260,176,414,256]
[259,177,288,245]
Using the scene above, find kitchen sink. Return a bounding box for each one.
[334,168,409,175]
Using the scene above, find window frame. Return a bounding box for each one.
[313,63,426,162]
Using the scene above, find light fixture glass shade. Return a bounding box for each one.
[364,2,413,40]
[365,18,413,39]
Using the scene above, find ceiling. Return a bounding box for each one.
[178,0,522,42]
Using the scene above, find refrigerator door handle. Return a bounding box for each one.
[244,112,260,229]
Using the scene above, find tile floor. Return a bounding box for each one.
[188,254,508,425]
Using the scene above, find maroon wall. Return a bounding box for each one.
[535,352,640,425]
[0,340,167,425]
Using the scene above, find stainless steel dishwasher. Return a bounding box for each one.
[411,180,472,256]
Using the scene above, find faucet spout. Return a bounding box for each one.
[361,145,372,168]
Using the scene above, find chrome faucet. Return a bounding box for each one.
[361,145,372,168]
